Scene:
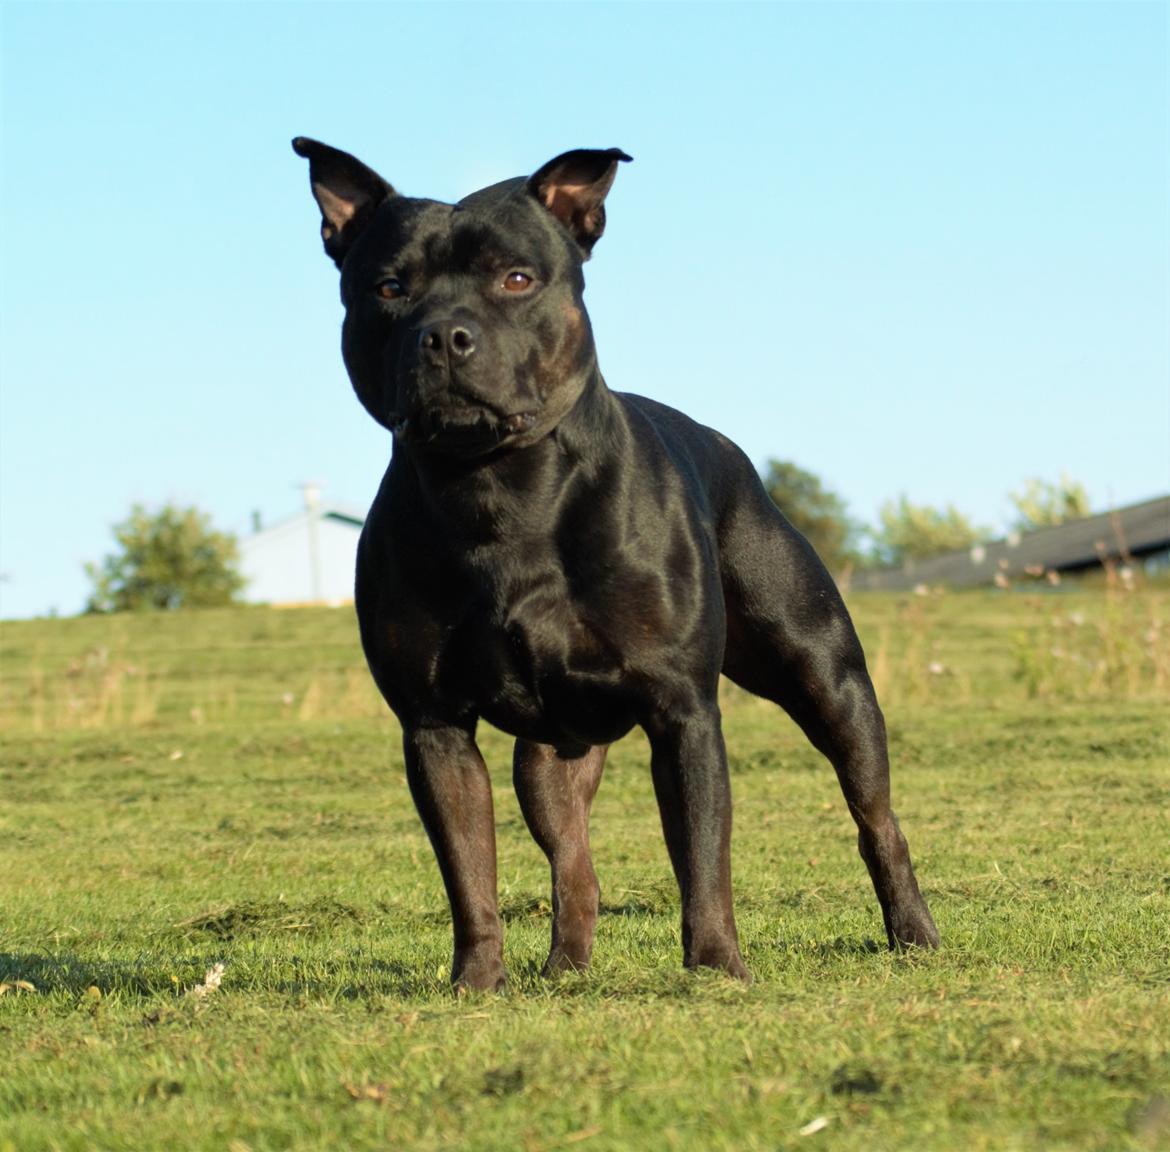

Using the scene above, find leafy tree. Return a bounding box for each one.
[761,459,858,573]
[85,503,245,612]
[871,495,987,565]
[1009,475,1091,533]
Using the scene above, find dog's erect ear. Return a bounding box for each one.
[527,148,632,257]
[292,137,395,268]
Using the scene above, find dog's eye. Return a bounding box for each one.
[375,277,405,300]
[503,271,534,293]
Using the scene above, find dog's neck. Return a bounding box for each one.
[391,369,628,537]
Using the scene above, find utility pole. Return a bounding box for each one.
[301,482,323,602]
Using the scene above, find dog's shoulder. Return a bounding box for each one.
[616,392,758,485]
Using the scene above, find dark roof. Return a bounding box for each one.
[850,495,1170,590]
[322,508,365,528]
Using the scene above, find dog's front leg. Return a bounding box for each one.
[645,706,750,981]
[403,726,506,991]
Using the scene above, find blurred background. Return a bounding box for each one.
[2,1,1166,618]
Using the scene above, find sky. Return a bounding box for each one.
[1,0,1167,619]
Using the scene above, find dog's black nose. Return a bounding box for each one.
[419,319,479,362]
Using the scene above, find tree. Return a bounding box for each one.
[1009,475,1091,533]
[761,459,858,573]
[870,495,987,566]
[85,503,245,612]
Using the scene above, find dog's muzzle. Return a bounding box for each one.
[389,403,538,454]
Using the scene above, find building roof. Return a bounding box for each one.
[244,503,365,545]
[850,494,1170,591]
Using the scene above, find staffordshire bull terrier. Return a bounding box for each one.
[293,137,939,989]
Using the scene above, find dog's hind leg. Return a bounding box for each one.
[513,741,607,974]
[720,489,940,950]
[784,658,940,951]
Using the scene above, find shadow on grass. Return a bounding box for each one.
[269,958,440,1001]
[0,949,446,1002]
[1,951,184,997]
[500,884,677,921]
[769,936,886,958]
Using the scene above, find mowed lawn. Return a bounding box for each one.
[1,587,1167,1151]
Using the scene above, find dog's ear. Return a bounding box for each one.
[527,148,632,257]
[292,137,395,268]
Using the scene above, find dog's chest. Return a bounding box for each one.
[442,560,638,744]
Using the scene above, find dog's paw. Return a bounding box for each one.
[452,949,508,992]
[888,906,941,951]
[542,946,592,977]
[685,943,753,982]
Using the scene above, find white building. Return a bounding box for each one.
[240,485,365,606]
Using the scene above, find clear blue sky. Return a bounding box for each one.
[2,1,1167,619]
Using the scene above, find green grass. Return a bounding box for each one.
[2,588,1168,1150]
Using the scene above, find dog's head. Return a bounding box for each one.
[293,138,630,458]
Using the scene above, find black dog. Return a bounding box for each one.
[293,138,939,989]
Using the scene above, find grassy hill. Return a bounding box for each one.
[1,587,1168,1150]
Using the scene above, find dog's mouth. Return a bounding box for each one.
[390,404,539,454]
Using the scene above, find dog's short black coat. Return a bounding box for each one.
[294,138,939,988]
